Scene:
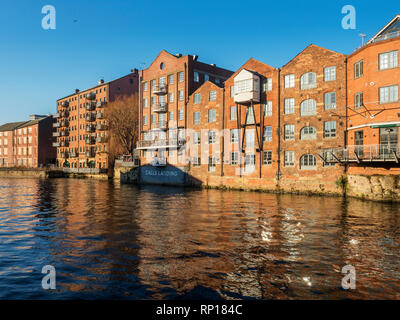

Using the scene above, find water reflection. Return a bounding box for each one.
[0,178,399,299]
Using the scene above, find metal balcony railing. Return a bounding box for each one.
[85,137,96,145]
[53,132,61,137]
[96,112,104,119]
[86,102,96,111]
[324,144,400,163]
[61,111,69,117]
[86,125,96,132]
[53,122,60,128]
[96,124,107,131]
[85,150,96,158]
[54,113,60,119]
[96,136,107,143]
[60,152,69,159]
[96,101,106,108]
[153,103,168,113]
[60,120,69,127]
[69,152,77,158]
[60,141,69,147]
[60,130,69,137]
[136,138,185,149]
[86,113,96,122]
[52,142,60,147]
[152,84,168,95]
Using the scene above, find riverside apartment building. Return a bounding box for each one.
[55,71,139,170]
[0,115,55,168]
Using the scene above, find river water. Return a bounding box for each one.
[0,178,399,299]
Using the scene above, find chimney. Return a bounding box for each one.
[210,63,216,67]
[98,79,105,85]
[193,55,198,61]
[131,68,139,74]
[75,89,80,94]
[176,53,182,57]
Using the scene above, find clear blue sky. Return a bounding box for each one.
[0,0,398,123]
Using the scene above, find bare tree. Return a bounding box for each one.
[105,94,139,166]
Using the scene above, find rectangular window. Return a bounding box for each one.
[194,93,201,104]
[178,72,184,82]
[263,78,272,92]
[193,132,201,145]
[324,92,337,109]
[354,92,363,109]
[380,85,398,104]
[284,151,294,167]
[151,96,156,106]
[151,114,156,124]
[263,101,272,117]
[143,98,148,108]
[230,129,239,143]
[178,109,184,120]
[143,115,147,125]
[208,156,216,172]
[193,157,201,167]
[159,77,166,86]
[230,86,235,97]
[354,60,363,79]
[168,74,174,84]
[284,74,295,88]
[284,124,295,140]
[379,50,398,70]
[209,90,217,101]
[263,126,272,142]
[169,92,174,103]
[284,98,295,114]
[151,79,156,90]
[143,82,148,91]
[194,71,199,82]
[230,106,237,120]
[178,90,184,101]
[324,121,337,138]
[263,151,272,165]
[208,131,216,144]
[193,111,201,124]
[169,111,174,121]
[230,152,239,165]
[208,109,216,122]
[244,153,256,172]
[324,66,336,81]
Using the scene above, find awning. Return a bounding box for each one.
[370,124,400,128]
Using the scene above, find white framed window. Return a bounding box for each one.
[151,114,156,124]
[263,101,272,117]
[354,60,363,79]
[230,129,239,143]
[244,153,256,173]
[354,92,363,109]
[300,72,317,90]
[379,50,398,70]
[193,132,201,145]
[230,152,239,165]
[284,74,295,88]
[169,92,174,103]
[209,90,217,101]
[178,109,184,120]
[178,72,184,82]
[262,78,272,92]
[230,106,237,121]
[284,98,295,114]
[300,99,317,116]
[208,131,216,144]
[379,85,398,104]
[208,156,216,172]
[192,157,201,167]
[284,124,295,140]
[284,151,294,167]
[324,121,337,138]
[194,93,201,104]
[159,77,166,86]
[208,109,216,122]
[263,151,272,165]
[193,111,201,125]
[168,74,174,84]
[324,66,336,81]
[300,126,317,140]
[169,111,174,121]
[263,126,272,142]
[143,82,148,91]
[143,98,148,108]
[324,92,336,109]
[230,86,235,97]
[178,90,184,101]
[300,154,316,170]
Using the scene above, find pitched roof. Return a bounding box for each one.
[367,15,400,44]
[17,116,50,129]
[0,121,28,132]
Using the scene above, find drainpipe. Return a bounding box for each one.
[221,87,225,176]
[277,68,282,181]
[344,58,348,175]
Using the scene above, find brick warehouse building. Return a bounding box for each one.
[0,115,56,167]
[55,71,138,170]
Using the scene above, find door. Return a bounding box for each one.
[354,130,364,157]
[380,127,398,158]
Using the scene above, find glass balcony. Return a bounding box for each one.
[96,124,107,131]
[85,124,96,132]
[86,102,96,111]
[153,84,168,95]
[153,103,168,113]
[85,113,96,122]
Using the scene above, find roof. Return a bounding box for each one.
[0,121,28,132]
[367,15,400,44]
[17,116,50,129]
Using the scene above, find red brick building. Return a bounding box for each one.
[55,71,138,170]
[0,115,56,167]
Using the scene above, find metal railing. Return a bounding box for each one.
[136,138,185,149]
[153,103,168,113]
[325,144,400,163]
[152,84,168,95]
[150,157,167,166]
[371,30,400,43]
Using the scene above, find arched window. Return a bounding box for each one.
[300,154,317,170]
[300,126,317,140]
[300,72,317,90]
[300,99,317,116]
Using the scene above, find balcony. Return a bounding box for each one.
[86,92,96,100]
[54,113,60,119]
[60,141,69,147]
[96,112,104,119]
[60,152,69,159]
[61,111,69,117]
[136,138,185,150]
[323,144,400,164]
[69,152,77,158]
[60,130,69,137]
[152,84,168,95]
[85,137,96,145]
[96,101,106,108]
[53,132,61,137]
[96,124,108,131]
[150,157,167,167]
[152,121,168,131]
[61,101,69,107]
[85,150,96,158]
[85,124,96,132]
[53,122,60,128]
[85,113,96,122]
[153,103,168,113]
[60,120,69,127]
[52,142,60,147]
[86,102,96,111]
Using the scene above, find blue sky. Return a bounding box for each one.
[0,0,398,123]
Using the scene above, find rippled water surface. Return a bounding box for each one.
[0,178,400,299]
